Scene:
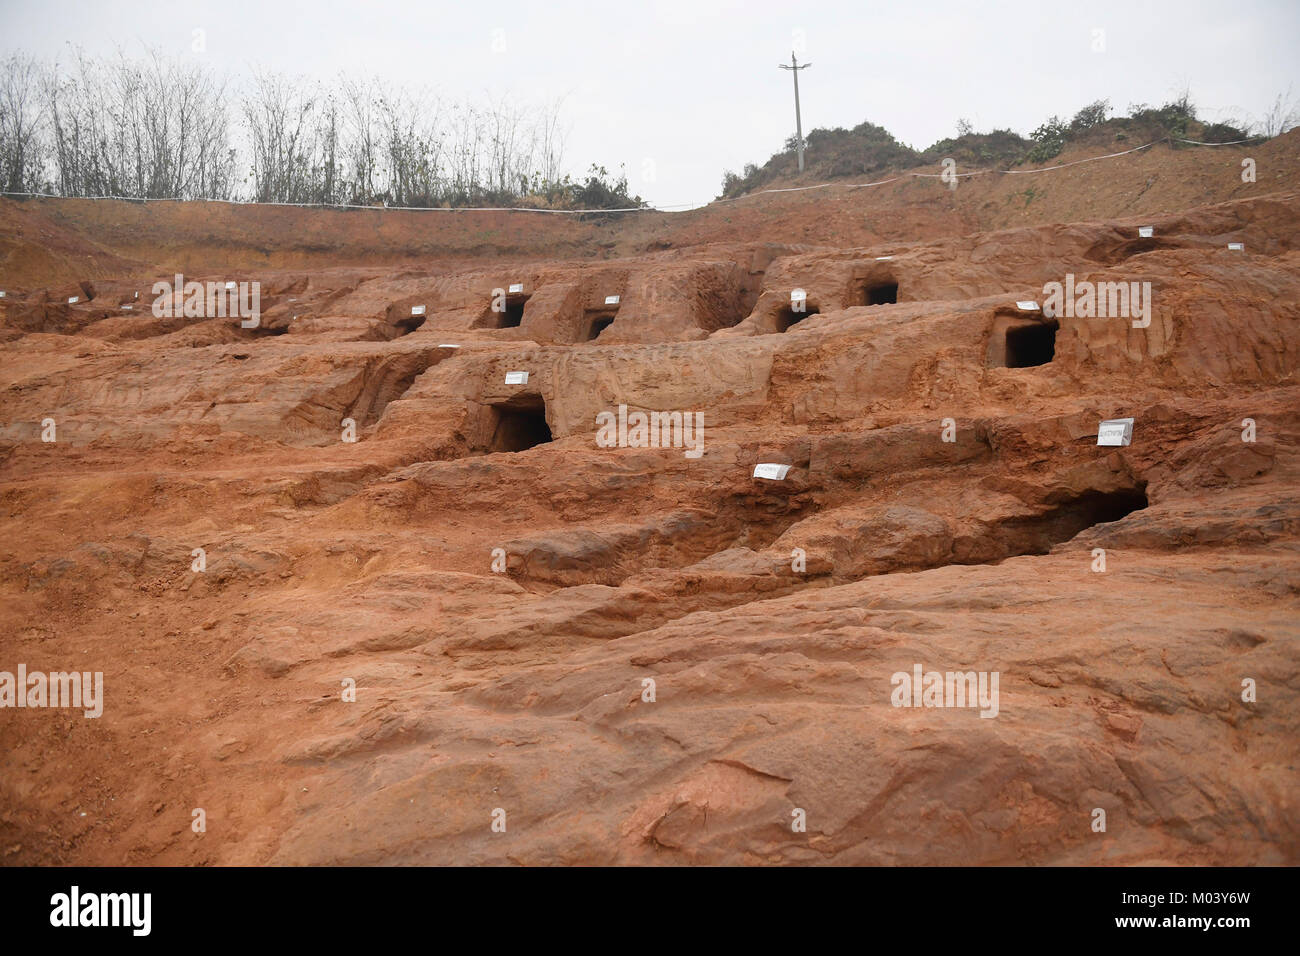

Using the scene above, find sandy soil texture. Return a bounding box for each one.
[1,136,1297,865]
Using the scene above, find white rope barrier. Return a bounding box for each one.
[0,133,1258,214]
[1171,136,1264,146]
[0,190,650,214]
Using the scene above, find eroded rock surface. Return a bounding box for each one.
[1,153,1298,865]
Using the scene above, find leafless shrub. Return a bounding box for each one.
[8,50,623,207]
[0,53,47,192]
[44,48,234,199]
[242,70,324,203]
[1258,87,1300,138]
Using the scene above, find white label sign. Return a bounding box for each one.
[1138,226,1153,238]
[1228,242,1244,251]
[1016,300,1039,312]
[0,291,6,298]
[508,283,524,294]
[753,463,791,480]
[411,304,426,316]
[1097,418,1134,446]
[791,288,806,304]
[604,295,620,306]
[875,256,893,261]
[504,371,529,385]
[122,304,133,311]
[438,343,460,349]
[67,296,79,304]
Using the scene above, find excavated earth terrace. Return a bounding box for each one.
[0,141,1298,865]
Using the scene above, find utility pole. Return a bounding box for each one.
[778,51,812,172]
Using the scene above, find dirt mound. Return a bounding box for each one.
[1,141,1298,865]
[3,131,1298,287]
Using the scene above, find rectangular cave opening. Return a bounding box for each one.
[478,294,530,330]
[585,311,617,341]
[864,282,898,305]
[776,304,819,333]
[1005,320,1059,368]
[489,394,553,453]
[501,295,528,328]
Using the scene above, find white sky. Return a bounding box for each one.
[2,0,1298,206]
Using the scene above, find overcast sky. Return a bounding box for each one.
[3,0,1298,206]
